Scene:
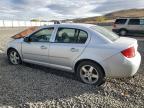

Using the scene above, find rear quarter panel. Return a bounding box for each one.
[73,36,138,74]
[72,33,120,72]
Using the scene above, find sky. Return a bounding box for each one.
[0,0,144,21]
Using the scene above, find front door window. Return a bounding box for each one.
[30,28,54,42]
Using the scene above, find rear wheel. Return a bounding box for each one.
[8,49,22,65]
[76,61,105,86]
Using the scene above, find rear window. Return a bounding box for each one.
[91,26,119,41]
[128,19,140,25]
[115,19,127,24]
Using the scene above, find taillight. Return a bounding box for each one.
[113,23,116,28]
[121,47,135,58]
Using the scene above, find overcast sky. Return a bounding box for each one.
[0,0,144,20]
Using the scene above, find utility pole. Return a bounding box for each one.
[3,20,5,27]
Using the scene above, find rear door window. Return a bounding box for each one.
[77,30,88,43]
[128,19,140,25]
[55,28,88,44]
[115,19,127,24]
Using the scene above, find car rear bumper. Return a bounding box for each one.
[112,29,119,33]
[103,52,141,78]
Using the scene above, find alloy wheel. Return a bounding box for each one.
[9,51,20,64]
[80,65,99,84]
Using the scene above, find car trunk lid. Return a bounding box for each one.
[113,37,138,56]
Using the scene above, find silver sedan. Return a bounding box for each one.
[6,23,141,85]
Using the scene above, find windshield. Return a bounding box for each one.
[90,26,119,41]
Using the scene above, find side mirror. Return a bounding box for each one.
[24,37,30,42]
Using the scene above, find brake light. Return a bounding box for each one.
[113,23,116,28]
[121,47,135,58]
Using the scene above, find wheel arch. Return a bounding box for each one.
[7,47,22,64]
[7,47,22,59]
[7,47,17,55]
[74,59,106,77]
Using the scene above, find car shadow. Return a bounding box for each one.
[23,62,76,81]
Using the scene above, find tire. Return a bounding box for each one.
[119,29,127,36]
[76,61,105,86]
[8,49,22,65]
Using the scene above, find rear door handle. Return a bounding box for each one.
[70,48,79,52]
[40,45,47,49]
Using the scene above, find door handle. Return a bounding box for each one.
[40,45,47,49]
[70,48,79,52]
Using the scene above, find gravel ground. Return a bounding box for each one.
[0,27,144,108]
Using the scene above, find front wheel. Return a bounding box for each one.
[76,61,105,86]
[8,49,22,65]
[119,29,127,36]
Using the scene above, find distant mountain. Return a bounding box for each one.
[63,9,144,24]
[105,9,144,19]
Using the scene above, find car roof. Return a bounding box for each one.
[41,23,95,29]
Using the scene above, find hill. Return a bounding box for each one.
[64,9,144,24]
[105,9,144,19]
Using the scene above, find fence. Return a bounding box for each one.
[0,20,54,27]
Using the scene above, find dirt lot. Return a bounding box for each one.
[0,27,144,108]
